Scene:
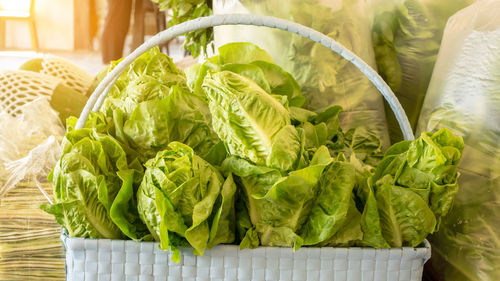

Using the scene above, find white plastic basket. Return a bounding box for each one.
[63,14,428,281]
[62,233,430,281]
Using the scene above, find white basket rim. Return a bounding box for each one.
[60,231,431,262]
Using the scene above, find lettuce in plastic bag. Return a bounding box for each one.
[371,0,473,143]
[417,2,499,279]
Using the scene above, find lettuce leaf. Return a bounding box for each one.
[110,169,152,241]
[355,179,389,248]
[190,42,305,109]
[299,160,357,245]
[121,85,220,162]
[203,71,295,167]
[375,179,436,247]
[43,117,152,241]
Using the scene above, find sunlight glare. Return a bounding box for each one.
[0,0,31,11]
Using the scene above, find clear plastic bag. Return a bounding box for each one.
[213,0,391,148]
[0,98,65,280]
[370,0,474,143]
[416,1,500,280]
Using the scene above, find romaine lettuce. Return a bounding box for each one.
[203,71,299,169]
[370,128,463,246]
[42,129,128,239]
[95,47,221,164]
[223,146,332,249]
[137,142,236,261]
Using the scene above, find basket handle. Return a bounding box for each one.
[77,14,414,141]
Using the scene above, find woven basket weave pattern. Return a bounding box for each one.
[63,236,430,281]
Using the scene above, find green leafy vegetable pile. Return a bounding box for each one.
[43,43,464,262]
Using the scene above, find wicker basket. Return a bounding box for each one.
[63,14,426,281]
[62,232,430,281]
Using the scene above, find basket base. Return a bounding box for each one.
[61,233,431,281]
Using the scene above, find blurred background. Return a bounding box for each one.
[0,0,187,74]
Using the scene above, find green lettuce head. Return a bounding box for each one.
[99,46,187,116]
[203,71,301,170]
[370,128,464,247]
[94,47,221,164]
[223,146,332,250]
[137,142,236,262]
[42,126,149,240]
